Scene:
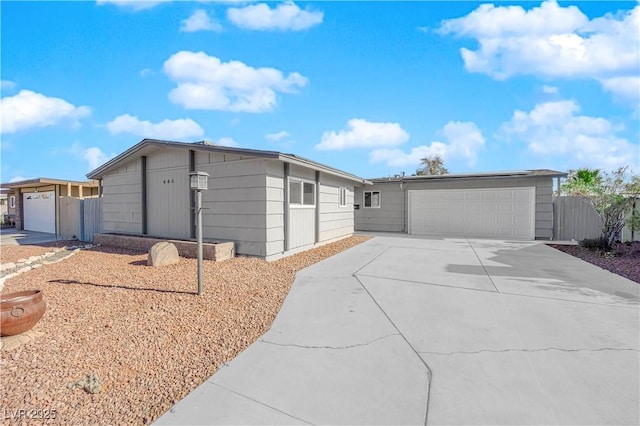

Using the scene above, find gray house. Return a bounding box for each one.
[354,170,566,240]
[87,139,368,259]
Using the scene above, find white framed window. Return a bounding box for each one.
[339,187,347,207]
[289,179,315,207]
[9,195,15,209]
[364,191,380,208]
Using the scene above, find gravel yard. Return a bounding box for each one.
[0,241,76,265]
[550,241,640,284]
[0,236,370,424]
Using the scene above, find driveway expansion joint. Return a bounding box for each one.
[419,347,640,356]
[259,333,401,350]
[467,238,500,293]
[354,274,433,426]
[210,383,315,425]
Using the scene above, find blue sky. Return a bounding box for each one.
[1,0,638,183]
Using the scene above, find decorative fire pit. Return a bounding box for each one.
[1,290,47,336]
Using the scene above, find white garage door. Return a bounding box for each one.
[408,188,535,240]
[23,192,56,233]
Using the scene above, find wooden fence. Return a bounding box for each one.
[553,196,639,242]
[58,197,101,242]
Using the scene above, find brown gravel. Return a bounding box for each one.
[550,241,640,284]
[0,241,77,265]
[0,236,370,425]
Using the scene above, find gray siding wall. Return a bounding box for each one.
[195,152,269,257]
[318,174,355,242]
[265,161,285,257]
[146,148,191,239]
[355,176,554,239]
[102,158,143,234]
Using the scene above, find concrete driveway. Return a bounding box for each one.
[0,228,59,246]
[156,235,640,425]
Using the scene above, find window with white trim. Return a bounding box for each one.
[339,187,347,207]
[364,191,380,208]
[9,196,15,209]
[289,180,315,206]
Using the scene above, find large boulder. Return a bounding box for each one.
[147,242,179,267]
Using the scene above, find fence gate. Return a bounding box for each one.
[79,198,101,242]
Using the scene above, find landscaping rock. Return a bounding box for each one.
[147,242,180,267]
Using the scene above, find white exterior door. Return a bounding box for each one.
[408,188,535,240]
[23,191,56,233]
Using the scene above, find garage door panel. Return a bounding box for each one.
[409,188,535,240]
[23,192,56,233]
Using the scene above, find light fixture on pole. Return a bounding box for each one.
[189,171,209,295]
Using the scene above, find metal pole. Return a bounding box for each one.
[196,189,203,295]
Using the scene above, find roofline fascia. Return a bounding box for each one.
[368,171,567,184]
[278,154,370,185]
[87,138,370,185]
[1,178,99,188]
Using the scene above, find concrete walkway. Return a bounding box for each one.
[155,235,640,425]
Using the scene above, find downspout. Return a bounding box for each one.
[283,163,290,253]
[141,156,148,235]
[401,180,405,232]
[315,170,320,244]
[98,179,103,234]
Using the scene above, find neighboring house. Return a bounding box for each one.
[355,170,567,240]
[0,178,99,237]
[0,190,9,224]
[86,139,369,260]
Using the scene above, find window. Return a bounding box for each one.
[9,196,15,209]
[289,181,302,204]
[339,187,347,207]
[289,180,315,206]
[364,191,380,208]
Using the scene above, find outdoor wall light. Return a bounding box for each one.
[189,171,209,191]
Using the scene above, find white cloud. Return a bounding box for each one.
[370,121,485,168]
[140,68,153,77]
[163,50,307,112]
[0,90,90,134]
[1,80,16,91]
[180,9,222,33]
[227,1,323,31]
[315,119,409,151]
[96,0,168,11]
[84,147,114,170]
[106,114,205,140]
[542,85,558,94]
[438,1,639,102]
[499,100,638,170]
[265,130,290,141]
[9,176,32,183]
[599,76,640,103]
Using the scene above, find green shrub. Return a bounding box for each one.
[579,237,612,252]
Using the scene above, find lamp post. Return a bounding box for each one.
[189,171,209,295]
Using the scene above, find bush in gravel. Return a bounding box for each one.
[579,237,611,252]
